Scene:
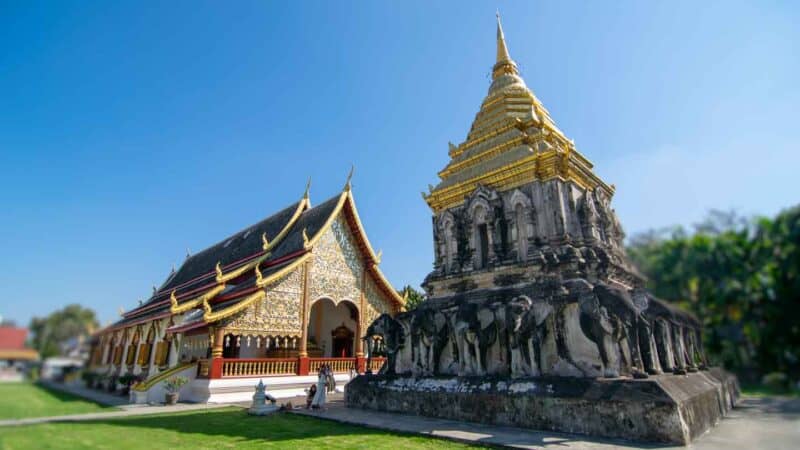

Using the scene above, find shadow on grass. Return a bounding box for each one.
[61,408,477,447]
[36,383,113,409]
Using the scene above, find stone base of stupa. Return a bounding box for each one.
[345,368,738,445]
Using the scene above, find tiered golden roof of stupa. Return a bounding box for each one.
[424,15,614,213]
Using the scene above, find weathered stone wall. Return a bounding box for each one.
[346,370,739,445]
[427,179,639,298]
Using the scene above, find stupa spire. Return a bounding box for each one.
[493,12,519,79]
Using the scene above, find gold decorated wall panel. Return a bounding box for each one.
[223,267,303,336]
[309,215,363,304]
[364,276,392,325]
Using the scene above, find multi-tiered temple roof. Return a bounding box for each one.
[424,15,613,213]
[107,182,403,334]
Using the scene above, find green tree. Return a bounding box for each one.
[627,206,800,383]
[29,304,99,358]
[400,285,427,311]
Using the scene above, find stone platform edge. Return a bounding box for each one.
[344,368,738,445]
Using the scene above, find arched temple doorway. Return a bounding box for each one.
[307,298,359,358]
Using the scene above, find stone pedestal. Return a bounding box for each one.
[248,379,279,416]
[345,369,738,445]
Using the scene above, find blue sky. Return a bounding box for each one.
[1,1,797,327]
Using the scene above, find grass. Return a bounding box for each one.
[0,382,114,420]
[0,408,479,449]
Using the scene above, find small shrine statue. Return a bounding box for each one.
[248,379,277,416]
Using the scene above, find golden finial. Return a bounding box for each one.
[261,232,270,251]
[376,249,383,264]
[215,261,223,280]
[255,262,263,285]
[344,164,354,192]
[202,298,212,316]
[493,12,519,79]
[170,290,178,309]
[303,176,311,200]
[302,227,310,248]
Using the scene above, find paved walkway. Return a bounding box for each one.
[291,394,800,450]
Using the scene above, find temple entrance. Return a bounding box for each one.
[331,325,354,358]
[307,298,359,357]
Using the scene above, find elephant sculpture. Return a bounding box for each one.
[364,313,405,375]
[506,295,553,377]
[591,283,649,378]
[569,279,620,377]
[448,302,501,376]
[411,307,450,376]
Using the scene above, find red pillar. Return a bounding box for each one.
[297,356,310,376]
[356,356,366,373]
[209,327,225,379]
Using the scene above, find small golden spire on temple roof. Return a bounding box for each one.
[302,227,310,248]
[170,290,178,309]
[303,176,311,200]
[261,232,270,251]
[344,164,354,192]
[215,261,223,280]
[493,12,519,79]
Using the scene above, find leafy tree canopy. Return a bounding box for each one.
[400,285,427,311]
[29,304,99,358]
[627,206,800,383]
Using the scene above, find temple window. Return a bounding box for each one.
[154,339,170,367]
[126,331,139,366]
[137,328,155,366]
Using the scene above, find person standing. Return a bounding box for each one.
[310,367,327,410]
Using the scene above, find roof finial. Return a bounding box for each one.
[303,176,311,200]
[344,164,354,192]
[261,232,270,251]
[493,12,519,79]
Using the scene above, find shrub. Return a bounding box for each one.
[762,372,789,391]
[164,376,188,394]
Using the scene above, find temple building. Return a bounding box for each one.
[350,17,737,445]
[0,325,39,381]
[422,15,641,295]
[88,179,403,402]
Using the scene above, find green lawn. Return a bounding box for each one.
[0,382,114,420]
[0,408,478,449]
